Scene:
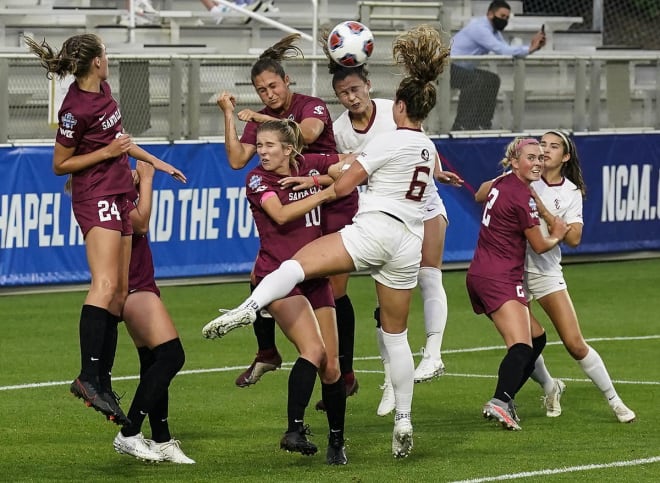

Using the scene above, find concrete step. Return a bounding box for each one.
[553,30,603,52]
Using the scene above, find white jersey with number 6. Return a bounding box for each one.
[355,128,436,240]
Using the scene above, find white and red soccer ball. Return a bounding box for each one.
[327,21,374,68]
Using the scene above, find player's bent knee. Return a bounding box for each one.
[566,342,589,361]
[301,345,326,369]
[319,366,341,385]
[153,338,185,380]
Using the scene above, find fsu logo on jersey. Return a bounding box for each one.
[421,148,430,162]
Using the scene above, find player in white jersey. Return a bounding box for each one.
[324,63,461,416]
[202,25,451,458]
[333,97,396,153]
[525,177,582,277]
[475,130,635,423]
[527,131,635,423]
[329,84,395,411]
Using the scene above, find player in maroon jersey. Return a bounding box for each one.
[25,33,186,425]
[112,160,194,464]
[204,25,451,459]
[237,119,348,464]
[215,34,360,397]
[466,137,568,430]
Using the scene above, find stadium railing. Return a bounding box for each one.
[0,51,658,144]
[1,0,588,55]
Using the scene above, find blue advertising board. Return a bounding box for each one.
[1,133,659,286]
[438,133,660,257]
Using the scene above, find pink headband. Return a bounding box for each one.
[516,138,539,152]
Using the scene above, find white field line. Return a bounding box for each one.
[2,335,657,481]
[1,335,659,392]
[449,456,660,483]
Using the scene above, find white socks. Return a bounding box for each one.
[418,267,447,358]
[376,328,391,384]
[381,329,414,414]
[531,354,556,394]
[533,346,621,405]
[578,346,619,403]
[242,259,305,310]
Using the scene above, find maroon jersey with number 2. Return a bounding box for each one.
[466,173,540,314]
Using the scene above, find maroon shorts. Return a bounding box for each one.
[255,276,335,310]
[73,193,133,237]
[128,235,160,296]
[128,282,160,297]
[466,274,527,316]
[322,192,358,234]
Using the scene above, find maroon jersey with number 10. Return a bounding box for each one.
[246,153,339,278]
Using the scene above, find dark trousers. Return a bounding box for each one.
[450,64,501,130]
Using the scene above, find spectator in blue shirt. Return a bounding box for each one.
[450,0,545,130]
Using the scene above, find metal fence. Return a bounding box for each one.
[1,51,659,143]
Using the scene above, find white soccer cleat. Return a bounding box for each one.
[543,378,566,418]
[413,348,445,383]
[392,416,413,458]
[202,306,257,339]
[113,432,163,462]
[148,438,196,464]
[377,380,395,417]
[611,401,636,423]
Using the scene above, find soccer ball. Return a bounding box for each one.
[327,21,374,68]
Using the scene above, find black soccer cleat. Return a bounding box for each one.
[101,390,131,426]
[279,425,318,456]
[326,431,347,465]
[70,378,116,418]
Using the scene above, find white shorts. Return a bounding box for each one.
[424,191,448,222]
[524,272,568,301]
[340,211,422,289]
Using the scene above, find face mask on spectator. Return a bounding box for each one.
[492,17,508,31]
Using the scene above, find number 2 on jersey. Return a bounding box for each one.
[481,187,500,227]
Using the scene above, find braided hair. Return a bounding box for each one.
[25,33,104,80]
[500,137,540,169]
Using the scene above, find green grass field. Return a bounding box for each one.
[1,259,659,482]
